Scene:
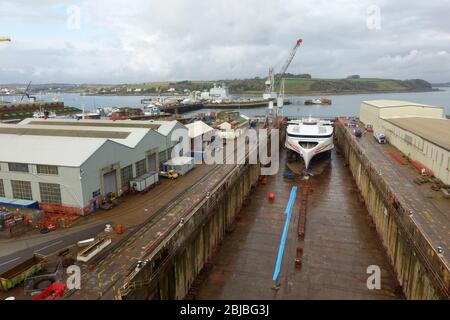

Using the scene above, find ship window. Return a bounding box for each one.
[287,133,333,138]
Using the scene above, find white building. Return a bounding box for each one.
[0,119,181,214]
[209,83,230,101]
[360,100,444,133]
[381,117,450,185]
[359,100,449,185]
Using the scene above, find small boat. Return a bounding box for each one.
[32,110,56,119]
[75,112,101,120]
[142,104,160,116]
[285,116,334,169]
[110,107,145,120]
[304,98,332,105]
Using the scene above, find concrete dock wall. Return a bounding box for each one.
[118,162,261,300]
[335,121,449,299]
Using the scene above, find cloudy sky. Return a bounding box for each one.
[1,0,449,83]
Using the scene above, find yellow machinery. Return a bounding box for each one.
[167,170,178,180]
[160,170,179,180]
[0,37,11,42]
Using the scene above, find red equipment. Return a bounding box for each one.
[32,283,66,300]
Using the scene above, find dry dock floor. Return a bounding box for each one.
[196,148,403,299]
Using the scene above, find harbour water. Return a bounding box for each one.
[1,88,449,118]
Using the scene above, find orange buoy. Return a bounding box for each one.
[117,224,123,234]
[268,192,275,202]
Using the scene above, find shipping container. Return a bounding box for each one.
[130,171,159,192]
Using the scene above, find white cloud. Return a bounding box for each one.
[0,0,449,83]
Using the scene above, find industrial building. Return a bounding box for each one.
[360,100,444,133]
[0,119,186,214]
[19,118,187,165]
[360,100,449,185]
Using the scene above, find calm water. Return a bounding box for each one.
[2,88,449,118]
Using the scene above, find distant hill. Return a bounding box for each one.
[224,77,435,95]
[7,77,435,96]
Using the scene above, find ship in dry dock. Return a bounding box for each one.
[285,116,334,169]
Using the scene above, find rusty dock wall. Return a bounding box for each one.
[335,121,449,299]
[118,162,261,300]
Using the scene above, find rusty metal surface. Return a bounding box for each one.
[195,149,402,299]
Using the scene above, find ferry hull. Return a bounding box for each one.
[285,137,333,169]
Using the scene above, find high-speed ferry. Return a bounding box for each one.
[285,117,334,169]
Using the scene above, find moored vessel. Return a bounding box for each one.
[285,117,334,169]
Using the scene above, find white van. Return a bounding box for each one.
[373,132,386,144]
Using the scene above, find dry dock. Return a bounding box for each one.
[195,148,402,299]
[1,120,448,300]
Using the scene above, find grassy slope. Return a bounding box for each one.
[79,78,433,95]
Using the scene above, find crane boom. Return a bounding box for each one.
[276,38,302,82]
[20,81,32,102]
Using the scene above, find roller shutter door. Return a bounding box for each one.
[147,153,157,172]
[103,170,117,196]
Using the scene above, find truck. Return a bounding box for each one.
[374,132,386,144]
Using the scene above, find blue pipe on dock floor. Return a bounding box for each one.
[272,186,298,281]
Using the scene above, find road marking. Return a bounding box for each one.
[0,256,21,267]
[34,240,64,253]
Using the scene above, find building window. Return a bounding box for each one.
[39,183,62,204]
[11,180,33,200]
[121,165,133,187]
[37,165,58,175]
[8,162,29,173]
[135,159,147,177]
[0,179,5,197]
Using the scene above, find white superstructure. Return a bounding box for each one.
[285,117,334,169]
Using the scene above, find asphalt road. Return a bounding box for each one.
[0,222,107,274]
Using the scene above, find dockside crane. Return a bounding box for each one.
[20,81,36,102]
[263,38,303,101]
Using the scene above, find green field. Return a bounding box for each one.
[66,77,434,96]
[132,78,433,95]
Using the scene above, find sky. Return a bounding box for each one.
[0,0,449,84]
